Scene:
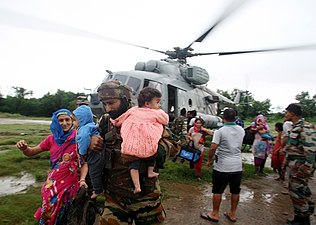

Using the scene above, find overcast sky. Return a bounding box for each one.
[1,0,316,111]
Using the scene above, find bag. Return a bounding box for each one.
[179,143,201,162]
[243,127,255,145]
[66,187,96,225]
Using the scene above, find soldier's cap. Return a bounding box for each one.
[76,96,89,106]
[97,80,132,101]
[285,103,302,116]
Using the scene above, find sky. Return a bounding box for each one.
[1,0,316,112]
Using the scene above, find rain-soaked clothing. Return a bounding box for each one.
[284,119,316,218]
[98,114,166,225]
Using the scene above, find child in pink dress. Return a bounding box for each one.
[111,87,169,193]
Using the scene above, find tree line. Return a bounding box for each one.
[0,87,82,117]
[0,87,315,119]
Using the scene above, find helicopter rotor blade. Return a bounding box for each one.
[191,44,316,57]
[0,8,168,56]
[186,0,248,50]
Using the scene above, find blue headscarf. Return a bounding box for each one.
[50,109,74,146]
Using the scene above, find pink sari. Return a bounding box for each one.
[34,130,80,225]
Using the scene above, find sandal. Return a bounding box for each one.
[200,212,219,222]
[224,212,237,222]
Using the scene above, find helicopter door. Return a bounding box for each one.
[167,85,177,121]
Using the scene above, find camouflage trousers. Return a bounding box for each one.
[288,158,315,217]
[99,192,165,225]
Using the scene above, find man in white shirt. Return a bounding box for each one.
[200,108,245,223]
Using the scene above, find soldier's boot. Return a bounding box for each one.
[285,215,310,225]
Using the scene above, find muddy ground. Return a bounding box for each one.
[163,174,316,225]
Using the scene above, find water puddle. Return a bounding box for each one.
[0,172,36,196]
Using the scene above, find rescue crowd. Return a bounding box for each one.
[15,80,315,225]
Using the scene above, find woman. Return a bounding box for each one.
[250,114,272,174]
[16,109,85,225]
[187,118,213,180]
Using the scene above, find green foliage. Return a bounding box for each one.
[0,87,86,117]
[295,91,316,118]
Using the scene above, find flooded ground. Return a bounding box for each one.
[0,172,36,197]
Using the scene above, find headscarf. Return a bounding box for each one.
[254,114,269,131]
[50,109,74,146]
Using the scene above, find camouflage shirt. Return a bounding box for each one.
[172,115,187,137]
[285,119,316,168]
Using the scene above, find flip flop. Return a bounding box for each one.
[200,212,219,223]
[224,212,237,222]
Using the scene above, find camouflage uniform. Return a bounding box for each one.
[172,115,187,143]
[284,119,316,219]
[97,81,166,225]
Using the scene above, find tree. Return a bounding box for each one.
[12,87,33,99]
[295,91,316,117]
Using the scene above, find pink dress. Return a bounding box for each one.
[34,130,80,225]
[112,106,169,158]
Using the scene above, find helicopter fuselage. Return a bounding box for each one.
[89,59,233,128]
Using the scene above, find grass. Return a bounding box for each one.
[0,113,268,225]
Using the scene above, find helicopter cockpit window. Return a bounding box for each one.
[112,74,128,84]
[127,77,141,94]
[143,80,162,93]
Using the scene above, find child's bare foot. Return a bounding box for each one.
[148,172,159,178]
[133,187,141,194]
[91,192,102,199]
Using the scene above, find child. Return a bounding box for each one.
[111,87,169,194]
[250,114,273,173]
[72,105,104,199]
[271,122,285,181]
[253,133,273,175]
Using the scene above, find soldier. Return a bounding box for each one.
[89,80,166,225]
[284,103,315,225]
[172,108,187,143]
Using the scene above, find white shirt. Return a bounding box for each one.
[212,123,245,172]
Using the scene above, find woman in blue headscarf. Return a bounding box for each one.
[16,109,84,225]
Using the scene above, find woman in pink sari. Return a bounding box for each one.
[16,109,84,225]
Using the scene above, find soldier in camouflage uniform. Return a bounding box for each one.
[172,108,187,143]
[89,80,166,225]
[283,103,315,225]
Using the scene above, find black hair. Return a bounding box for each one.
[194,117,204,125]
[275,122,283,131]
[137,87,162,107]
[180,108,186,116]
[285,103,302,116]
[223,108,236,122]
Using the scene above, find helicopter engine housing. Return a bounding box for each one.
[180,66,209,85]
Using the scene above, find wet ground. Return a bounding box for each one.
[0,172,36,197]
[163,174,316,225]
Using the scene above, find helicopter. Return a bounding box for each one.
[85,6,315,128]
